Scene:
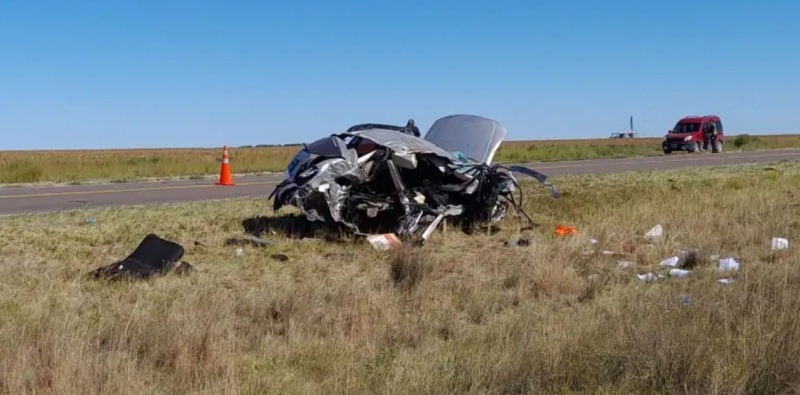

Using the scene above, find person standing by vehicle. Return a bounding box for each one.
[702,121,718,152]
[708,120,718,153]
[403,119,421,137]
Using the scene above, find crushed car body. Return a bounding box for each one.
[268,114,560,243]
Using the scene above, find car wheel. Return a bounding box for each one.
[714,140,723,153]
[691,142,701,153]
[663,149,672,155]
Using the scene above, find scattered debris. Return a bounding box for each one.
[719,257,739,272]
[659,256,680,267]
[505,237,531,247]
[772,237,789,250]
[84,218,95,225]
[268,114,560,245]
[637,272,659,282]
[368,233,403,251]
[644,224,663,241]
[89,234,188,280]
[617,260,634,269]
[669,268,690,278]
[718,278,736,285]
[555,224,577,237]
[235,247,244,256]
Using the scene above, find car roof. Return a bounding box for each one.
[679,115,720,122]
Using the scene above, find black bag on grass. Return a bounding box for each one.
[89,234,185,280]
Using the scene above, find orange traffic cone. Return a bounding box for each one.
[215,145,235,186]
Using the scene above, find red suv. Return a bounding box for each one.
[662,115,724,154]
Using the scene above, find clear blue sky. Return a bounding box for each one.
[1,0,798,150]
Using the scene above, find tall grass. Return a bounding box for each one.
[0,161,798,393]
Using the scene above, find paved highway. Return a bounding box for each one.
[2,149,799,216]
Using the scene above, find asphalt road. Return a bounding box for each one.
[2,149,799,216]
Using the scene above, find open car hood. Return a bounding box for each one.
[423,114,507,165]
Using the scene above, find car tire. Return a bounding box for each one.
[663,149,672,155]
[714,140,723,153]
[690,142,701,153]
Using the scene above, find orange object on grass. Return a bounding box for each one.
[554,224,577,236]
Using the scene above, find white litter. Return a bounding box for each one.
[637,272,658,282]
[669,268,690,278]
[235,247,244,256]
[645,224,663,241]
[719,257,739,272]
[589,238,599,245]
[367,233,403,251]
[718,278,736,285]
[772,237,789,250]
[618,260,634,269]
[659,256,680,267]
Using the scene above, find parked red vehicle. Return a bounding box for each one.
[662,115,724,154]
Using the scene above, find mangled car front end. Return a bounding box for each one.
[269,114,559,243]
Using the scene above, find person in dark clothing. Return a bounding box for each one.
[703,121,718,153]
[404,119,421,137]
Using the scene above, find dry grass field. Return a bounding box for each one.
[2,134,799,184]
[1,160,799,394]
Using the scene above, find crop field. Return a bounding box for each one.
[1,133,799,184]
[0,160,798,394]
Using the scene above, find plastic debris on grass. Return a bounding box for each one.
[88,234,194,281]
[555,224,577,237]
[644,224,663,241]
[367,233,403,251]
[772,237,789,250]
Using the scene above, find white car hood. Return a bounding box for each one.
[423,114,507,165]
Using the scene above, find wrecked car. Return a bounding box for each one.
[268,114,560,243]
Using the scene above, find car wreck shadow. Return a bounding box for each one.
[241,214,350,242]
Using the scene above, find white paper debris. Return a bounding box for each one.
[772,237,789,250]
[235,247,244,256]
[589,238,598,245]
[618,260,634,269]
[637,272,657,282]
[719,257,739,272]
[367,233,402,251]
[669,268,690,278]
[601,250,616,255]
[645,224,663,241]
[718,278,736,284]
[660,256,680,267]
